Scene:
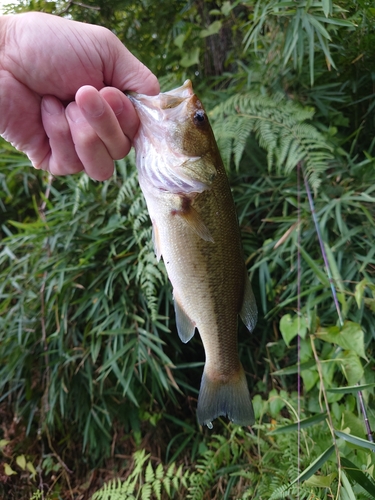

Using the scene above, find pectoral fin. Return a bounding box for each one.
[181,205,214,242]
[152,222,162,261]
[240,274,258,333]
[172,197,214,243]
[173,294,196,343]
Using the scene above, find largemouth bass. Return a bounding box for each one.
[128,80,257,427]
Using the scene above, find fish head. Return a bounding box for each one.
[128,80,218,195]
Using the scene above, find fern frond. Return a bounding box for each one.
[211,91,333,189]
[92,450,189,500]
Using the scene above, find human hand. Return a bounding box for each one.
[0,12,159,180]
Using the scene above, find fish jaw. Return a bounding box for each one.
[127,80,218,195]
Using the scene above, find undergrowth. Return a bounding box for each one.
[1,0,375,498]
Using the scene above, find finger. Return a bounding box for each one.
[75,86,131,159]
[0,70,50,168]
[66,102,115,181]
[99,87,140,142]
[41,95,84,175]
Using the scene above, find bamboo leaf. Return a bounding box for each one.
[341,457,375,497]
[327,383,375,394]
[269,412,327,434]
[340,470,357,500]
[293,445,335,485]
[335,430,375,451]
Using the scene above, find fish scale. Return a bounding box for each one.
[128,80,258,427]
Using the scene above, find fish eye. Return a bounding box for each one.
[193,110,206,126]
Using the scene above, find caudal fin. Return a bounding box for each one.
[196,364,255,428]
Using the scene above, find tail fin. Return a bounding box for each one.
[197,364,255,428]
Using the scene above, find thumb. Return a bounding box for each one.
[106,37,160,96]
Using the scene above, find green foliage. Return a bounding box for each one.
[1,0,375,498]
[91,405,375,499]
[92,450,190,500]
[0,147,179,460]
[243,0,354,85]
[211,91,334,189]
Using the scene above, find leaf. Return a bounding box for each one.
[305,472,336,488]
[221,1,233,16]
[335,430,375,452]
[322,0,332,17]
[16,454,26,470]
[272,359,315,375]
[174,33,185,49]
[340,470,357,500]
[316,321,367,359]
[269,445,335,499]
[341,457,375,497]
[293,445,335,485]
[0,439,9,449]
[200,20,222,38]
[145,461,154,483]
[268,389,287,417]
[327,383,375,393]
[4,463,17,476]
[26,461,37,478]
[180,48,200,67]
[268,412,327,434]
[355,278,369,308]
[279,313,307,346]
[339,350,364,386]
[301,367,319,392]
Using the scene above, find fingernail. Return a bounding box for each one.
[42,96,63,115]
[66,103,85,123]
[81,92,104,117]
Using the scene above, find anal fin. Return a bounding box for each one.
[173,294,196,343]
[240,273,258,333]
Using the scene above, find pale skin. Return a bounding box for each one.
[0,11,160,180]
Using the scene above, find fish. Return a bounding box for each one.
[128,80,258,427]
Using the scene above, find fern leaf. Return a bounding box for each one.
[141,482,152,500]
[211,90,333,189]
[152,479,162,500]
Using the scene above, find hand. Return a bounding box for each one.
[0,12,159,180]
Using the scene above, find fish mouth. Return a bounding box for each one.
[126,79,194,115]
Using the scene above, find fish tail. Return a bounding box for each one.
[197,364,255,427]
